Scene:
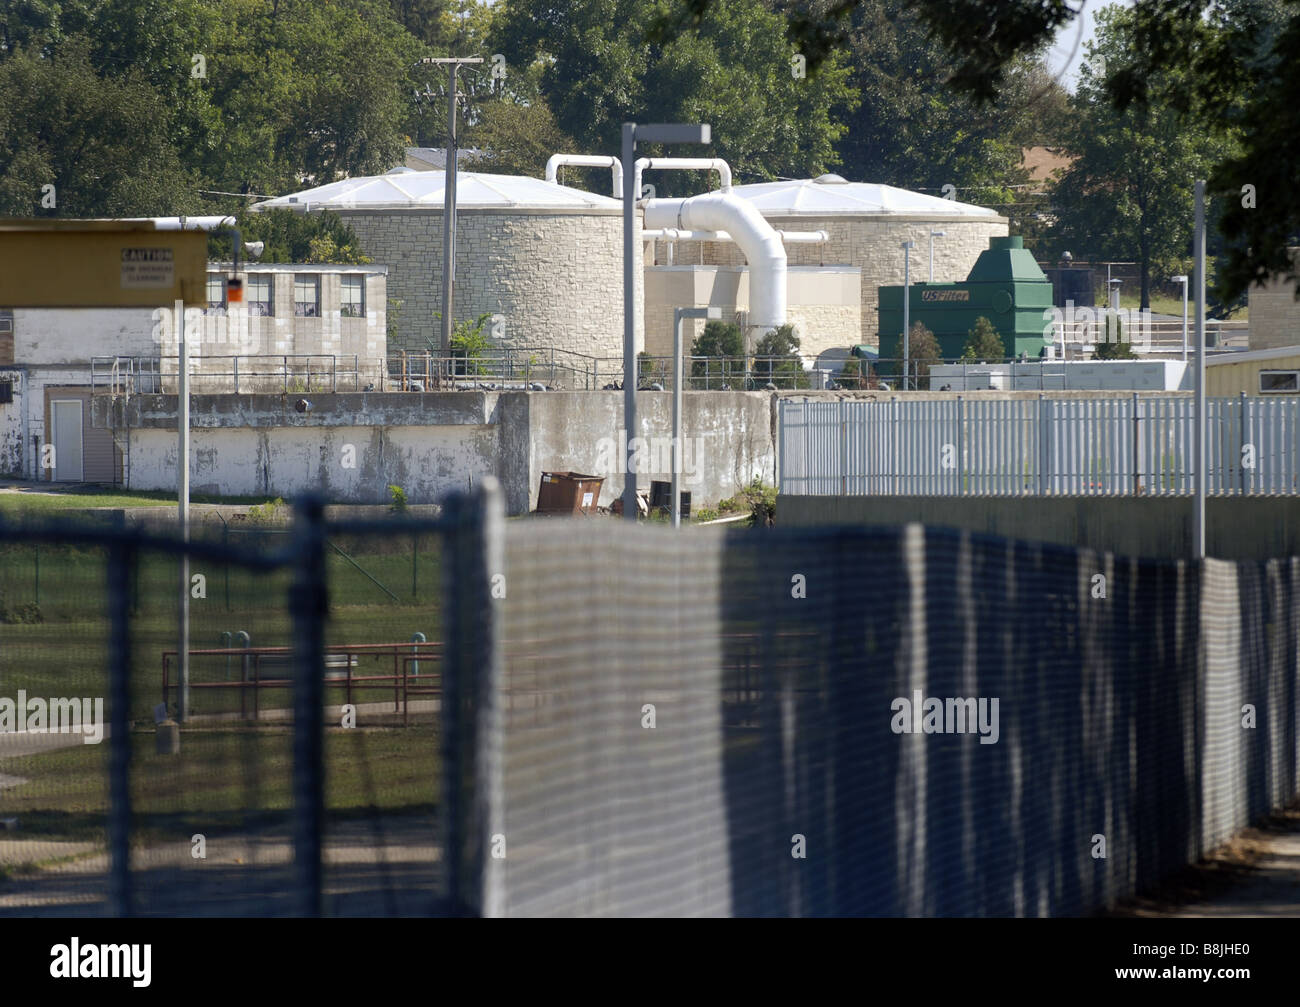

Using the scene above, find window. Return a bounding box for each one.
[206,273,226,311]
[340,275,365,318]
[1260,370,1300,393]
[247,273,273,316]
[294,275,320,317]
[0,379,12,404]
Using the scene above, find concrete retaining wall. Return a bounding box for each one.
[779,494,1300,562]
[101,390,777,516]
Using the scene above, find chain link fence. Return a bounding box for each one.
[2,485,1298,916]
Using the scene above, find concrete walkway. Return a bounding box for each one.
[1112,801,1300,917]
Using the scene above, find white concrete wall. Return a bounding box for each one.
[15,308,158,364]
[128,424,501,503]
[0,365,102,479]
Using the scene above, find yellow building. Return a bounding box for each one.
[1206,345,1300,396]
[1248,247,1300,350]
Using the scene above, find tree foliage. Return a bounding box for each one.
[659,0,1300,302]
[497,0,857,188]
[960,316,1005,362]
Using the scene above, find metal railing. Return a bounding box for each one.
[92,354,371,395]
[779,394,1300,496]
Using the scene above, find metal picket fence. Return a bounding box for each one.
[779,395,1300,497]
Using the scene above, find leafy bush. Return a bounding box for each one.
[690,320,744,388]
[0,591,43,624]
[961,316,1006,362]
[695,507,719,522]
[753,324,810,389]
[388,484,408,514]
[246,497,287,524]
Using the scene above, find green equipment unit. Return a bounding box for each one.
[877,236,1053,367]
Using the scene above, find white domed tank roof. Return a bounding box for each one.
[730,176,1001,218]
[255,170,622,212]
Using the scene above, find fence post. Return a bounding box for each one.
[107,535,133,917]
[840,398,848,496]
[1038,394,1049,496]
[1132,392,1140,495]
[442,478,505,917]
[1240,390,1248,495]
[956,395,964,496]
[290,494,327,917]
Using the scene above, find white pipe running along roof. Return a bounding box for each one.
[544,155,623,197]
[117,216,237,230]
[634,158,732,197]
[253,171,621,212]
[645,193,786,332]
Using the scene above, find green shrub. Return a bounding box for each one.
[388,484,408,514]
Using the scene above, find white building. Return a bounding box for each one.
[0,262,387,483]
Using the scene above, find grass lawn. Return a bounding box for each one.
[1118,292,1247,320]
[0,485,285,514]
[0,532,445,720]
[0,725,439,852]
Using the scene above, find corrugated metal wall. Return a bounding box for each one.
[780,396,1300,497]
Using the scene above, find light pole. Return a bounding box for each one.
[622,122,711,523]
[1171,274,1189,361]
[901,240,915,389]
[673,305,720,529]
[928,230,945,283]
[422,57,483,372]
[1193,181,1206,559]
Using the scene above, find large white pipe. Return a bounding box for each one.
[646,192,786,333]
[544,154,622,196]
[634,157,732,197]
[118,216,237,231]
[643,228,828,244]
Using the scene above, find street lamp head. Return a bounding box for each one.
[901,240,915,250]
[1171,275,1188,283]
[931,230,946,237]
[634,123,711,145]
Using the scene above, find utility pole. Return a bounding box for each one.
[1193,181,1206,560]
[421,57,483,369]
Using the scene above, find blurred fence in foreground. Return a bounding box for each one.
[1,485,1298,916]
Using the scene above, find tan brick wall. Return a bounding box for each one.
[342,209,637,362]
[1249,249,1300,350]
[653,215,1008,346]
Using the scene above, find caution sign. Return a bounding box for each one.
[120,247,175,289]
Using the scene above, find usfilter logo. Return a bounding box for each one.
[49,938,151,987]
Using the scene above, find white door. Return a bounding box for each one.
[51,399,83,482]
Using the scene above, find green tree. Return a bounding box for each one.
[498,0,857,188]
[831,1,1053,206]
[662,0,1299,304]
[1048,8,1238,310]
[467,97,577,179]
[212,209,370,264]
[904,321,942,389]
[960,316,1005,362]
[689,319,743,388]
[1093,340,1138,361]
[0,39,199,216]
[753,324,809,389]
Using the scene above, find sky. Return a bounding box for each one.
[1046,0,1135,91]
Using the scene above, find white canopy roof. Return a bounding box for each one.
[729,174,1001,218]
[254,170,622,212]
